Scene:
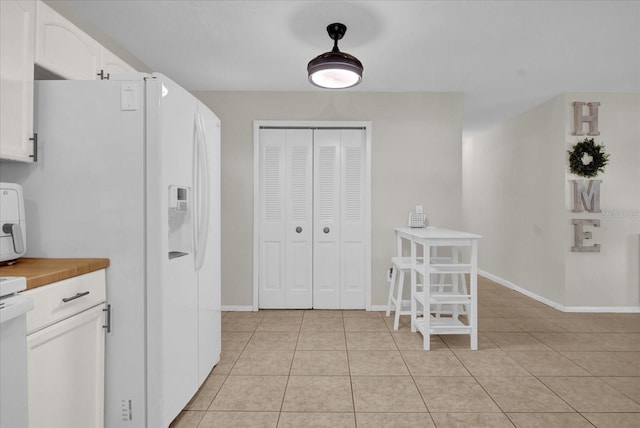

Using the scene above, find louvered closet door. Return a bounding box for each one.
[339,130,367,309]
[313,129,366,309]
[258,129,313,308]
[313,131,341,309]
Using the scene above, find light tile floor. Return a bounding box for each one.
[171,276,640,427]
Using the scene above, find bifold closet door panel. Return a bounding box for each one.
[313,130,341,309]
[313,128,366,309]
[339,129,367,309]
[285,131,313,308]
[258,128,313,308]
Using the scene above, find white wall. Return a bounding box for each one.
[193,91,463,308]
[463,92,640,310]
[462,95,567,304]
[563,93,640,307]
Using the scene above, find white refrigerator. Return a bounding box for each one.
[0,73,221,428]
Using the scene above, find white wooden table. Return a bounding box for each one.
[394,227,481,350]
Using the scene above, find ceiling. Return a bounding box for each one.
[56,0,640,135]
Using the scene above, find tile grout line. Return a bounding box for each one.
[342,314,360,427]
[274,315,303,426]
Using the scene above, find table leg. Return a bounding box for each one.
[410,238,417,333]
[470,240,478,350]
[423,241,431,351]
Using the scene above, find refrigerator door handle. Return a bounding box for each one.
[193,114,210,271]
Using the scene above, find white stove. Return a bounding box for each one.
[0,276,30,321]
[1,275,27,295]
[0,275,32,428]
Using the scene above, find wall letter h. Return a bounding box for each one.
[572,102,600,136]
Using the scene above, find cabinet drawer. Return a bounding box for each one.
[23,270,106,334]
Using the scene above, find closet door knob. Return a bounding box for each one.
[296,226,302,233]
[323,227,330,233]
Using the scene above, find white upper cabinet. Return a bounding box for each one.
[1,1,138,162]
[100,47,136,77]
[35,1,101,80]
[0,0,36,162]
[35,1,136,80]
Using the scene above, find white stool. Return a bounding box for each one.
[431,250,469,319]
[386,256,414,330]
[386,256,468,332]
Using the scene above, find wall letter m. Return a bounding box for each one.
[571,180,602,213]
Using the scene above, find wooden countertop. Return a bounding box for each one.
[0,258,110,290]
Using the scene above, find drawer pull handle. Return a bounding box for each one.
[62,291,90,303]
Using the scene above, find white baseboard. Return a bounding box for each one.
[227,292,640,313]
[224,304,390,312]
[221,305,255,312]
[479,270,640,313]
[560,305,640,313]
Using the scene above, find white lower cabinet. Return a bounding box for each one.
[23,270,106,428]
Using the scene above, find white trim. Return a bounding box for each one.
[561,306,640,313]
[253,120,372,311]
[252,121,261,311]
[480,270,640,313]
[364,124,372,310]
[221,305,255,312]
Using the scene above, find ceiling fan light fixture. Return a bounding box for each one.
[307,23,363,89]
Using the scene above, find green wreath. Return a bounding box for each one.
[568,138,610,178]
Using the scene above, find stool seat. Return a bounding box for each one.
[390,256,422,270]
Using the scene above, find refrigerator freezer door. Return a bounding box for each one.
[195,101,222,384]
[144,74,200,428]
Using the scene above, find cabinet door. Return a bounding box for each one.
[0,0,35,162]
[27,304,105,428]
[35,1,100,80]
[100,47,136,77]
